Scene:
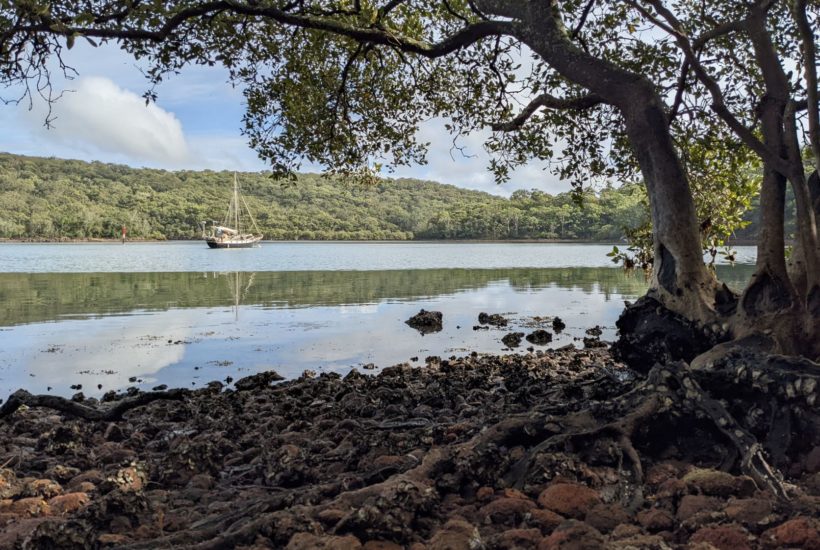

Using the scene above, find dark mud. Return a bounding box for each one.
[0,348,818,549]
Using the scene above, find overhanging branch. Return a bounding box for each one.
[490,92,605,132]
[13,1,512,60]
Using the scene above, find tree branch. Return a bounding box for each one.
[490,92,605,132]
[13,1,512,60]
[627,0,791,175]
[792,0,820,170]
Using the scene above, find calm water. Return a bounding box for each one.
[0,242,756,399]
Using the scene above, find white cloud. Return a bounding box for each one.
[24,76,190,166]
[392,119,570,197]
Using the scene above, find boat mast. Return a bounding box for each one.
[233,173,240,233]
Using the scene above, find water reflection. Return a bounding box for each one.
[0,265,755,399]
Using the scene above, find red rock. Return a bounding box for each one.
[637,508,675,532]
[682,468,755,497]
[655,478,686,499]
[494,528,543,549]
[676,494,722,521]
[362,542,403,550]
[479,496,536,524]
[610,524,642,540]
[689,524,752,550]
[611,534,671,549]
[645,462,683,485]
[25,479,63,499]
[0,469,21,499]
[108,466,145,492]
[761,516,820,549]
[527,509,564,534]
[537,483,601,519]
[502,488,530,500]
[584,503,630,533]
[44,465,80,483]
[316,508,346,525]
[476,486,494,501]
[48,492,90,515]
[428,519,481,550]
[9,497,50,517]
[67,470,104,490]
[537,520,604,550]
[723,498,776,527]
[286,533,363,549]
[73,481,96,494]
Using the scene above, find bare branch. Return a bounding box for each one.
[627,0,791,175]
[572,0,596,39]
[792,0,820,169]
[490,92,605,132]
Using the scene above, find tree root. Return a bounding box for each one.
[502,361,790,502]
[0,388,190,421]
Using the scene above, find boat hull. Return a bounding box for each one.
[205,236,262,249]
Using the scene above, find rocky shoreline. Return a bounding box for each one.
[0,346,818,549]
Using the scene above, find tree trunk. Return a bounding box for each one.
[512,1,721,326]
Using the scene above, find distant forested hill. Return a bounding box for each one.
[0,152,648,241]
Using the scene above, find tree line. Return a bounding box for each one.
[0,153,655,241]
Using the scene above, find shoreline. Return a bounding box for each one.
[0,347,816,548]
[0,237,759,245]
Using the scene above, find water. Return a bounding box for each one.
[0,241,758,273]
[0,242,756,400]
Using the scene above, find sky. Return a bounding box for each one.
[0,42,571,197]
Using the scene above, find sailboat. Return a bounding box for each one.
[203,174,263,249]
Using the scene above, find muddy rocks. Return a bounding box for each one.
[0,469,22,499]
[478,496,536,525]
[689,524,753,550]
[405,309,443,334]
[24,479,62,499]
[537,483,601,519]
[492,528,543,549]
[233,370,285,391]
[287,533,363,549]
[585,326,603,337]
[761,516,820,548]
[478,312,508,327]
[552,317,566,333]
[539,519,604,549]
[723,498,778,528]
[526,508,564,533]
[637,508,675,532]
[48,492,90,515]
[682,467,755,497]
[103,466,146,493]
[585,503,630,533]
[676,494,723,522]
[428,518,481,550]
[502,332,525,348]
[526,330,553,346]
[9,496,50,517]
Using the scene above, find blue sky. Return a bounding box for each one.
[0,42,570,196]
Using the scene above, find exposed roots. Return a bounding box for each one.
[3,346,818,548]
[0,388,190,421]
